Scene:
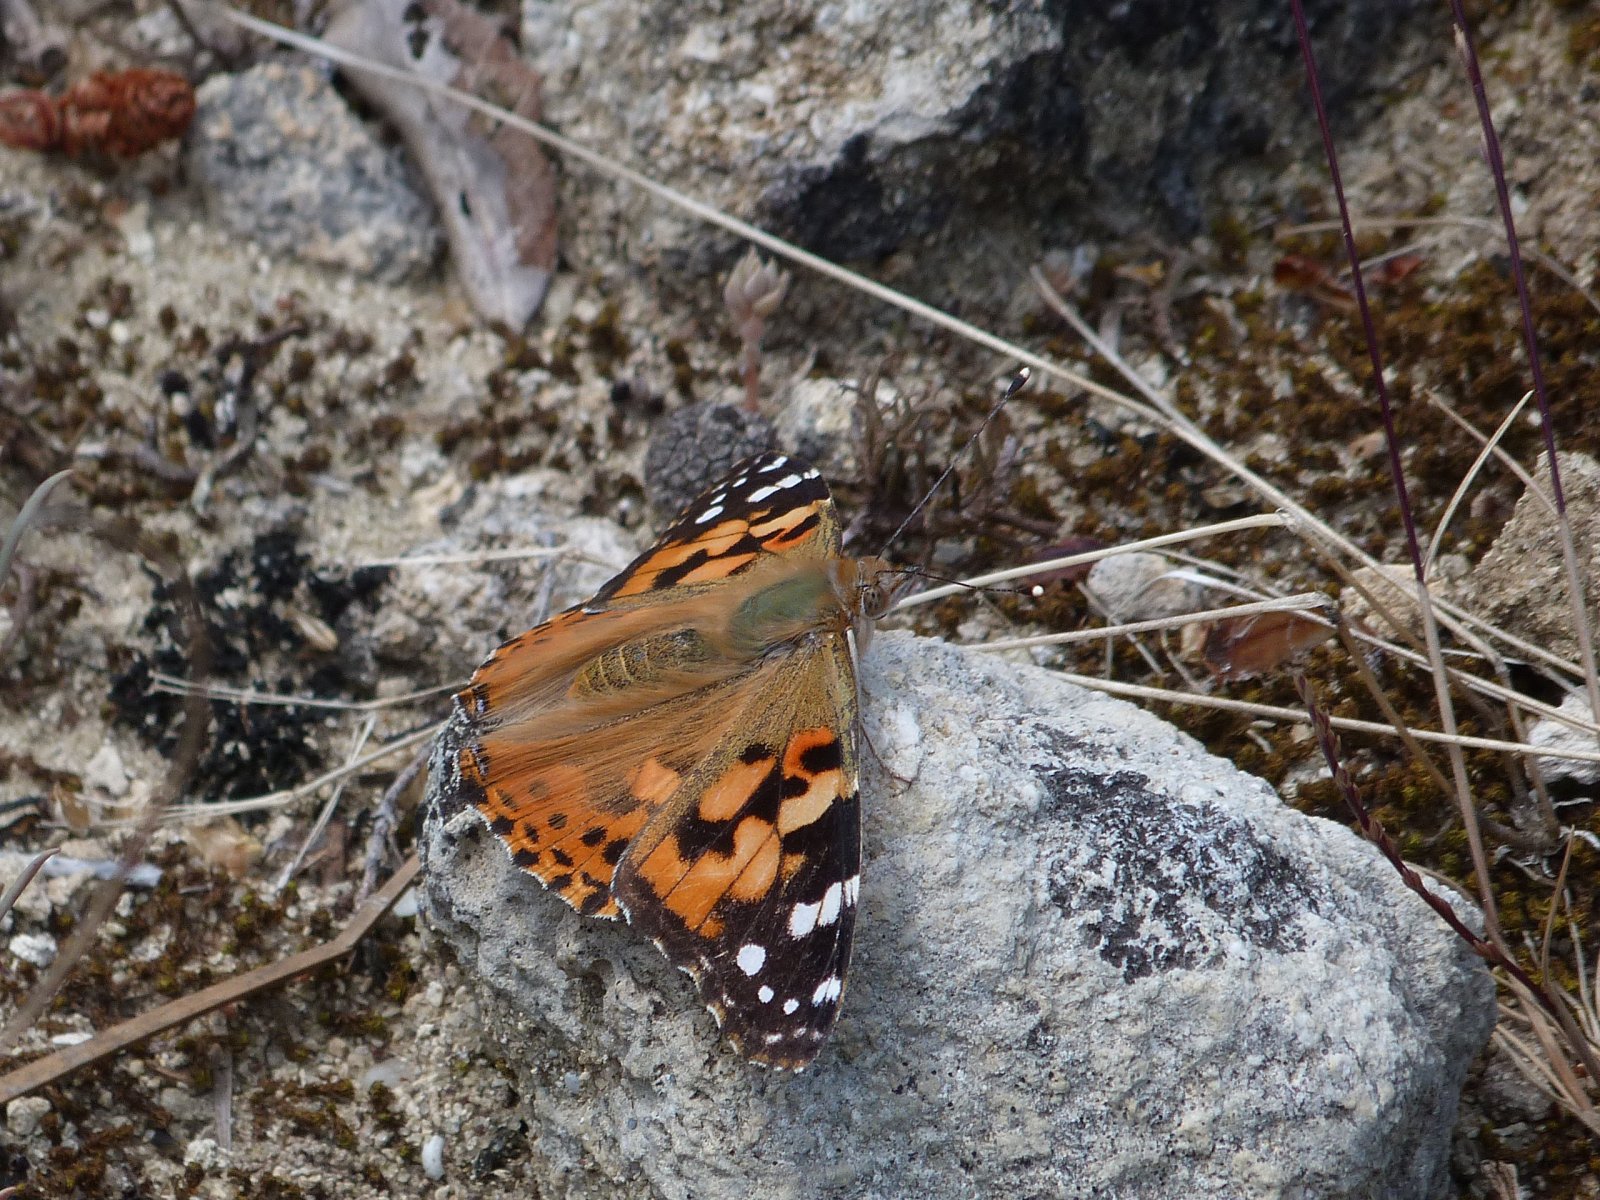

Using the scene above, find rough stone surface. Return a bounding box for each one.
[521,0,1430,275]
[641,403,777,520]
[186,62,441,282]
[422,630,1493,1200]
[1469,450,1600,668]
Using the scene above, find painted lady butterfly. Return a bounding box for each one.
[430,453,906,1068]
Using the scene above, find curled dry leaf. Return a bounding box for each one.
[0,68,195,157]
[1271,254,1355,310]
[1202,609,1334,680]
[326,0,558,329]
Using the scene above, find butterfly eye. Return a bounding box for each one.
[859,581,890,619]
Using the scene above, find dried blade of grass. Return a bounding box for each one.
[1428,390,1553,517]
[354,546,584,569]
[1491,1018,1594,1132]
[971,593,1330,654]
[1538,835,1576,981]
[1424,391,1537,571]
[0,856,420,1107]
[1049,669,1600,766]
[1334,622,1455,802]
[1449,0,1600,785]
[150,673,458,712]
[152,724,439,826]
[0,847,58,922]
[894,514,1288,609]
[1501,978,1600,1130]
[275,714,376,891]
[1575,918,1599,1045]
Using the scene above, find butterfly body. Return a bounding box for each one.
[431,454,901,1067]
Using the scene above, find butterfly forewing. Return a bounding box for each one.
[434,452,870,1068]
[593,454,837,603]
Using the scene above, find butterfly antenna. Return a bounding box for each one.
[881,368,1031,557]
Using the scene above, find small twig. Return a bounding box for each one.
[0,856,420,1107]
[276,715,376,892]
[0,847,58,922]
[359,749,429,902]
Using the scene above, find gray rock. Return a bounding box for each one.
[421,626,1492,1200]
[1469,450,1600,668]
[641,403,776,521]
[522,0,1427,273]
[186,63,440,282]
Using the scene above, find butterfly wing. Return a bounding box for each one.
[591,452,838,604]
[431,452,849,929]
[610,631,862,1069]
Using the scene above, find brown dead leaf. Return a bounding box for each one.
[326,0,558,329]
[1202,609,1333,680]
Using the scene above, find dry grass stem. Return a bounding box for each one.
[150,725,440,826]
[149,672,459,712]
[972,593,1330,654]
[0,856,421,1107]
[895,514,1289,609]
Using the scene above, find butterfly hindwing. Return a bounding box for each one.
[610,635,861,1067]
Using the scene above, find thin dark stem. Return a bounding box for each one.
[1446,2,1563,515]
[1287,1,1425,583]
[881,368,1029,558]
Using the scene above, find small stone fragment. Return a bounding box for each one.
[5,1096,51,1138]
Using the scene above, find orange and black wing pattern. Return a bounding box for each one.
[428,454,866,1068]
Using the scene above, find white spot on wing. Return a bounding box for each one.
[843,874,860,906]
[788,900,820,938]
[758,985,774,1003]
[782,998,800,1015]
[746,474,802,503]
[811,976,842,1005]
[818,881,843,927]
[736,943,767,976]
[695,503,724,524]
